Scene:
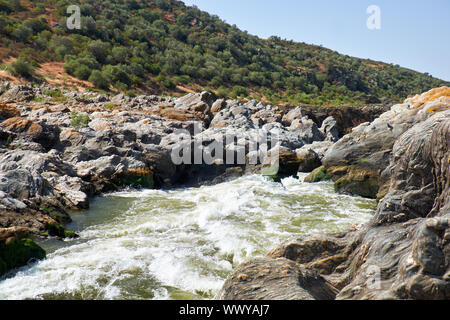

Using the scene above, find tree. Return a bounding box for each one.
[11,24,32,42]
[8,57,34,78]
[88,40,111,64]
[88,70,110,90]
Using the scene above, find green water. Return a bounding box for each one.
[0,174,376,300]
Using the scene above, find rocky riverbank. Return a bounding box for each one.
[0,81,386,277]
[219,87,450,300]
[1,81,447,300]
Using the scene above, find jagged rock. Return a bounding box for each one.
[0,85,35,102]
[210,105,255,129]
[299,105,389,137]
[0,117,60,150]
[289,117,324,144]
[374,110,450,224]
[282,106,305,126]
[320,116,339,142]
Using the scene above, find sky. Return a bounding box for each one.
[182,0,450,81]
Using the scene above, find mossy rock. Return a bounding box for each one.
[0,238,46,276]
[114,169,154,189]
[334,176,379,199]
[260,165,279,178]
[304,166,331,183]
[43,223,79,239]
[40,206,71,224]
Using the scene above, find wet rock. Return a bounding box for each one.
[0,229,46,277]
[295,148,321,173]
[304,166,331,183]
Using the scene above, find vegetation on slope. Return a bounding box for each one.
[0,0,448,105]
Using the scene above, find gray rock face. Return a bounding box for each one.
[288,116,324,144]
[322,97,440,198]
[281,106,305,126]
[320,116,339,142]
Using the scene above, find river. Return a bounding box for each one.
[0,174,376,300]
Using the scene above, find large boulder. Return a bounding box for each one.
[218,257,337,300]
[322,87,450,199]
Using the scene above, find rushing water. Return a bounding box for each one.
[0,174,376,300]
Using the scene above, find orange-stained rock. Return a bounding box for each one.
[408,86,450,110]
[0,116,32,132]
[0,104,21,120]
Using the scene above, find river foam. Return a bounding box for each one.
[0,174,376,300]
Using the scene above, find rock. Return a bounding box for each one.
[0,85,35,102]
[299,105,389,137]
[322,88,450,198]
[210,98,226,114]
[374,110,450,224]
[320,116,339,142]
[304,166,330,183]
[218,257,338,300]
[0,191,27,210]
[295,148,321,173]
[210,106,255,129]
[0,117,60,150]
[282,106,305,126]
[0,103,21,120]
[0,232,46,277]
[289,117,324,144]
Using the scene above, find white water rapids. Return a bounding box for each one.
[0,174,376,300]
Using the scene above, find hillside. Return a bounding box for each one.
[0,0,448,105]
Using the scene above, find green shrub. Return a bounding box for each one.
[232,86,249,98]
[11,24,32,42]
[70,112,90,130]
[44,89,67,102]
[216,86,229,98]
[8,57,34,78]
[73,64,92,80]
[88,70,110,90]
